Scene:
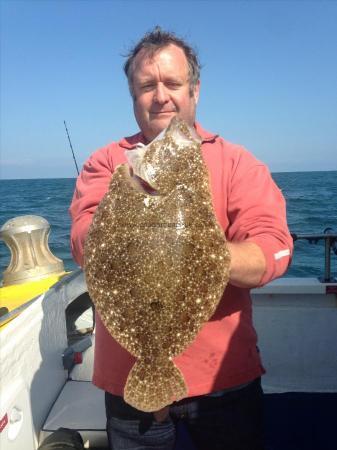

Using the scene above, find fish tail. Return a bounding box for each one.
[124,358,187,412]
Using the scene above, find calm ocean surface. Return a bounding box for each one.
[1,171,336,280]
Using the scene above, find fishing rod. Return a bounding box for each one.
[63,120,80,176]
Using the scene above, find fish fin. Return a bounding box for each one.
[124,358,187,412]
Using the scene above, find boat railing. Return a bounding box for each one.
[291,228,337,283]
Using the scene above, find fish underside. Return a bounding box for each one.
[84,117,230,412]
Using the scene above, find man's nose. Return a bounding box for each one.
[153,83,169,104]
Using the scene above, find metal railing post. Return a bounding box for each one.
[323,236,331,283]
[292,229,337,283]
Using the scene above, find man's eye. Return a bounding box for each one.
[166,82,181,89]
[141,84,155,92]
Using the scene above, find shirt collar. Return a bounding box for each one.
[118,122,217,150]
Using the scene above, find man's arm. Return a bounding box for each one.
[227,241,266,288]
[69,146,114,266]
[226,154,293,288]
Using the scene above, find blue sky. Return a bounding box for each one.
[1,0,337,179]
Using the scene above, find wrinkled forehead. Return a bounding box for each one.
[131,45,189,78]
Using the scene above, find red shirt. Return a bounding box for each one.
[69,123,293,397]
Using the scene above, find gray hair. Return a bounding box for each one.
[124,26,201,98]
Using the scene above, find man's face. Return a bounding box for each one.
[131,44,200,143]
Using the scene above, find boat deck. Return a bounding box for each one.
[40,378,337,450]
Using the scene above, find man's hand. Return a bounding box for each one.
[227,241,266,289]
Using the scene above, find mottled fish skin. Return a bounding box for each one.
[84,117,231,412]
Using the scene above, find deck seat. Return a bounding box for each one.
[40,380,107,448]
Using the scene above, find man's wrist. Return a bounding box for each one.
[227,241,266,289]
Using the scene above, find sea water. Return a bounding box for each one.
[1,171,336,279]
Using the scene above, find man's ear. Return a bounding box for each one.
[194,79,201,104]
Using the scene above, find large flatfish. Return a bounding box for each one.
[84,117,231,412]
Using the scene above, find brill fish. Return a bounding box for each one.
[84,117,230,412]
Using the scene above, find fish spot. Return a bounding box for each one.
[181,312,190,323]
[150,300,162,311]
[127,241,139,257]
[129,287,142,299]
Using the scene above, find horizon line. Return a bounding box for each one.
[1,168,337,182]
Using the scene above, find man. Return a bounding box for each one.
[69,27,293,450]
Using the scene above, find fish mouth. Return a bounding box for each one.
[123,165,159,196]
